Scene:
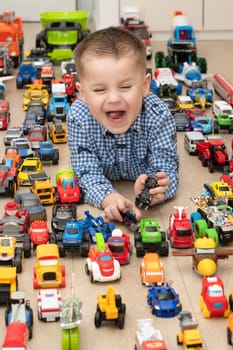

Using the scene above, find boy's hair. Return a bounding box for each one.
[73,26,147,78]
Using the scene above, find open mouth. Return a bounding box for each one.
[107,111,125,120]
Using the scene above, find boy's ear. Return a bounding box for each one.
[143,72,151,97]
[76,82,87,103]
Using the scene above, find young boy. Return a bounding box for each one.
[67,26,179,223]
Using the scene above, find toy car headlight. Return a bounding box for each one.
[154,305,160,310]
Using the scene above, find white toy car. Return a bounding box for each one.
[37,288,62,322]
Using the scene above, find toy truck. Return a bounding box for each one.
[135,318,167,350]
[47,83,69,121]
[0,266,17,304]
[134,218,169,257]
[107,228,133,264]
[213,111,233,134]
[2,322,29,350]
[177,311,204,349]
[0,236,24,273]
[0,11,24,67]
[5,291,33,338]
[35,140,59,165]
[94,285,126,329]
[37,288,62,322]
[58,220,91,258]
[135,175,158,209]
[16,63,36,88]
[82,210,115,242]
[167,206,194,248]
[0,44,14,76]
[196,139,230,173]
[48,117,67,144]
[29,171,55,205]
[155,11,207,73]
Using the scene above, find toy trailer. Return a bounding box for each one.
[135,318,167,350]
[2,322,29,350]
[213,73,233,106]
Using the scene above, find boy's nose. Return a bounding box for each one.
[106,90,121,103]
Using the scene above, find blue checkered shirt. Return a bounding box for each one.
[67,92,179,208]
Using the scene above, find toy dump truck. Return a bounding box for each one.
[177,311,204,349]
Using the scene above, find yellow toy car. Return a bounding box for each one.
[209,181,233,204]
[48,118,67,144]
[33,244,66,289]
[23,83,49,111]
[0,266,17,304]
[176,95,194,110]
[0,236,24,273]
[18,157,43,186]
[29,171,55,205]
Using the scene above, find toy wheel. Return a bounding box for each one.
[37,309,42,321]
[62,329,70,350]
[194,219,208,239]
[227,327,233,345]
[15,247,23,273]
[89,271,95,283]
[155,51,165,68]
[5,307,10,326]
[61,277,66,288]
[23,233,31,258]
[120,303,126,314]
[159,241,169,257]
[85,263,89,275]
[177,334,182,345]
[49,232,57,244]
[117,313,125,329]
[229,294,233,311]
[53,150,59,165]
[205,228,219,247]
[70,328,79,350]
[33,277,39,289]
[94,311,101,328]
[61,265,66,276]
[8,181,16,198]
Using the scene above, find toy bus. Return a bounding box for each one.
[212,73,233,106]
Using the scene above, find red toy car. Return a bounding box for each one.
[0,99,10,130]
[199,276,230,318]
[27,125,47,149]
[107,228,133,264]
[185,108,207,120]
[167,206,194,248]
[29,220,50,248]
[55,168,83,204]
[2,322,29,350]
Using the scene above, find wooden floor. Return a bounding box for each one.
[1,22,233,349]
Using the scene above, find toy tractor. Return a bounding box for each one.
[94,285,126,329]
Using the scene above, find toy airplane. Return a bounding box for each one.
[175,62,211,87]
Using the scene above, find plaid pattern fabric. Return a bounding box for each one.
[67,93,179,208]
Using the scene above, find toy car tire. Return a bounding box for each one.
[117,313,125,329]
[89,271,94,283]
[94,311,102,328]
[227,327,233,345]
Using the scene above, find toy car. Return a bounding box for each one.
[27,125,47,149]
[204,181,233,207]
[23,83,49,110]
[51,203,77,239]
[186,114,212,134]
[11,137,34,160]
[16,63,36,89]
[150,67,182,96]
[5,291,33,338]
[29,171,55,205]
[14,192,47,223]
[48,117,67,143]
[18,157,43,186]
[35,140,59,165]
[176,95,194,110]
[33,243,66,289]
[140,253,164,286]
[47,83,70,121]
[55,168,83,204]
[4,126,24,146]
[199,276,230,318]
[147,282,182,317]
[107,228,133,264]
[2,322,29,350]
[94,285,126,329]
[82,210,115,243]
[135,318,167,350]
[174,111,189,131]
[177,311,204,349]
[29,220,51,249]
[227,312,233,345]
[37,288,62,322]
[0,266,17,304]
[135,174,159,209]
[26,100,47,125]
[85,232,121,283]
[0,164,17,197]
[186,82,213,110]
[0,236,24,273]
[0,99,10,130]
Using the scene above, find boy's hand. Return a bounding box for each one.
[134,172,170,207]
[102,192,142,223]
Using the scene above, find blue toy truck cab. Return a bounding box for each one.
[16,63,36,89]
[36,141,59,165]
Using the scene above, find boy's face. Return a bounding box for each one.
[77,53,151,134]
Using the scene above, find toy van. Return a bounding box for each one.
[212,74,233,106]
[184,131,205,154]
[212,100,233,118]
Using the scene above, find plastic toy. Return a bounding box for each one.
[40,62,54,93]
[54,74,77,102]
[37,288,62,322]
[5,291,33,338]
[227,312,233,345]
[82,210,115,242]
[11,137,34,160]
[0,44,14,76]
[27,125,47,149]
[204,181,233,207]
[2,322,29,349]
[186,114,212,135]
[0,99,10,130]
[213,111,233,134]
[213,99,233,118]
[16,63,36,89]
[94,285,126,329]
[0,164,17,197]
[48,117,67,144]
[29,171,55,205]
[36,11,89,61]
[18,157,43,186]
[134,318,167,350]
[23,83,49,111]
[0,266,17,304]
[177,311,204,349]
[57,220,91,258]
[212,73,233,106]
[147,282,182,317]
[140,253,164,286]
[55,168,83,204]
[199,276,230,318]
[0,11,24,68]
[162,97,180,115]
[29,220,51,249]
[135,174,159,209]
[176,95,194,110]
[155,11,207,73]
[26,100,47,125]
[51,203,77,239]
[48,83,70,122]
[175,62,211,87]
[134,218,169,257]
[33,243,66,289]
[107,228,133,264]
[85,232,121,283]
[35,141,59,165]
[172,235,233,276]
[14,192,47,223]
[174,111,189,131]
[4,126,24,146]
[120,209,138,231]
[0,236,24,273]
[120,6,152,59]
[186,81,213,110]
[150,67,182,96]
[196,138,230,173]
[22,112,40,135]
[167,206,194,248]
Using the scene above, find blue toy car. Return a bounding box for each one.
[187,116,212,134]
[16,63,37,89]
[23,112,40,135]
[147,283,182,318]
[83,210,116,243]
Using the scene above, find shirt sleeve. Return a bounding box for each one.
[67,100,117,208]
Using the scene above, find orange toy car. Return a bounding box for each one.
[140,253,164,286]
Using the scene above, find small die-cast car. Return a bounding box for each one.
[0,164,17,197]
[2,147,21,169]
[185,108,208,120]
[37,288,62,322]
[33,243,66,289]
[174,111,189,131]
[199,276,230,318]
[140,253,164,286]
[4,126,24,146]
[187,115,213,134]
[29,220,50,248]
[0,99,10,130]
[18,157,43,186]
[51,203,77,239]
[150,67,182,96]
[27,100,47,125]
[27,125,47,149]
[23,83,49,110]
[55,168,83,204]
[85,233,121,283]
[22,112,40,135]
[14,192,47,223]
[147,283,182,318]
[176,95,194,110]
[11,137,34,160]
[48,118,67,144]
